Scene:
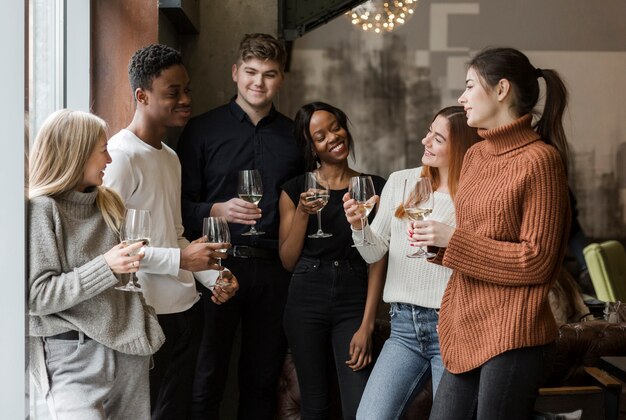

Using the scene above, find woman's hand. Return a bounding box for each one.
[297,190,323,215]
[345,325,373,371]
[342,192,379,230]
[408,220,455,248]
[104,241,145,274]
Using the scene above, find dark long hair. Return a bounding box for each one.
[469,47,569,173]
[293,102,355,171]
[395,106,481,218]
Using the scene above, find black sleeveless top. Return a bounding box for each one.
[281,174,386,262]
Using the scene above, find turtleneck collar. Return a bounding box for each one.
[478,114,540,156]
[58,188,98,205]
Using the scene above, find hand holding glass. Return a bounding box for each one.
[238,169,265,236]
[305,172,332,238]
[116,209,151,292]
[349,175,375,247]
[403,178,435,258]
[203,216,231,286]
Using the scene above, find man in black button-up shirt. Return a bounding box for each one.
[177,33,305,420]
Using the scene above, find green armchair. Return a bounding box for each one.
[583,240,626,302]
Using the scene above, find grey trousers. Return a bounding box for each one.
[44,333,150,420]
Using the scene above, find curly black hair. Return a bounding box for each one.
[128,44,183,94]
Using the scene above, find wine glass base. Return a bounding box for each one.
[406,251,436,258]
[308,232,333,238]
[115,284,142,292]
[241,230,265,236]
[352,240,374,247]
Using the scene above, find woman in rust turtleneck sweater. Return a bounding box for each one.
[409,47,571,420]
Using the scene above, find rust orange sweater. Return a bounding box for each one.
[438,114,570,374]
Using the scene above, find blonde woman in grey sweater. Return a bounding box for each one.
[28,109,165,420]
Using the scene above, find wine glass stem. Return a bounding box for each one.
[316,210,323,235]
[129,272,135,288]
[218,258,223,280]
[360,216,366,245]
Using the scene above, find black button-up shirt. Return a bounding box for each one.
[177,98,305,249]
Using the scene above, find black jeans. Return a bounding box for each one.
[150,300,203,420]
[283,257,371,420]
[190,256,291,420]
[429,343,555,420]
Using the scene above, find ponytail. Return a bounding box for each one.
[535,69,569,174]
[469,47,570,173]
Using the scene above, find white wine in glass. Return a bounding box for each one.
[116,209,151,292]
[203,216,231,286]
[403,177,435,258]
[349,175,376,247]
[238,169,265,236]
[305,171,332,239]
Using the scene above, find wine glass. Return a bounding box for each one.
[238,169,265,236]
[203,216,231,286]
[305,172,332,239]
[403,177,435,258]
[116,209,151,292]
[349,175,376,247]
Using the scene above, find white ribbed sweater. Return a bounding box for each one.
[355,167,455,308]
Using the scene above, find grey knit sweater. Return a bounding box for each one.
[28,189,165,392]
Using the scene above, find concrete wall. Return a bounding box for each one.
[171,0,279,117]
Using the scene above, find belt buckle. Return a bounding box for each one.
[231,246,250,259]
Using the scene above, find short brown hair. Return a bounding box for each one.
[237,33,287,72]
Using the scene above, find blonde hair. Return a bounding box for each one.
[29,109,125,233]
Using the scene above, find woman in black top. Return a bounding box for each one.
[279,102,386,420]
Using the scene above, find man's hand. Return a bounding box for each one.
[211,270,239,305]
[211,198,261,225]
[180,236,229,272]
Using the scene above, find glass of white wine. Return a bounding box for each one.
[203,216,231,286]
[305,171,332,239]
[403,177,435,258]
[349,175,376,247]
[238,169,265,236]
[116,208,151,292]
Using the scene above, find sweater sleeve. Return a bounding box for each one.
[104,143,183,277]
[443,149,570,286]
[28,202,119,316]
[355,171,397,263]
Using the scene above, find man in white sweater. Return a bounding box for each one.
[104,44,238,420]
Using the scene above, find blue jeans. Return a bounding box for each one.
[284,257,371,420]
[429,343,555,420]
[357,303,443,420]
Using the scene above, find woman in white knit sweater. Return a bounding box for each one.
[28,109,165,419]
[343,106,480,420]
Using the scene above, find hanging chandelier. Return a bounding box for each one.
[347,0,418,34]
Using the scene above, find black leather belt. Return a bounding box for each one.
[228,245,278,259]
[47,330,90,340]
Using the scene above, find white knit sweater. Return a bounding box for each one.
[355,168,455,308]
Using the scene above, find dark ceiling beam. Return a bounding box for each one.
[280,0,367,41]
